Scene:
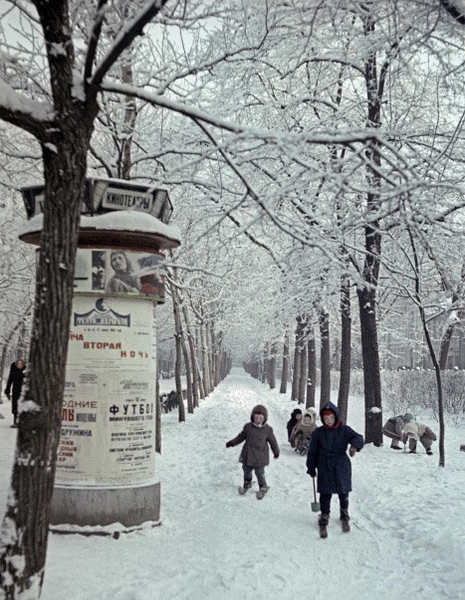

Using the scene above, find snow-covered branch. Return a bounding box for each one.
[0,79,53,139]
[89,0,171,89]
[100,81,385,146]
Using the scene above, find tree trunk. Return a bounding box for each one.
[201,324,211,396]
[210,325,217,389]
[120,57,137,180]
[194,326,206,400]
[291,328,301,402]
[292,316,307,402]
[319,309,331,408]
[438,264,465,370]
[407,227,445,466]
[262,343,269,384]
[357,286,383,445]
[357,9,385,446]
[181,302,202,407]
[298,340,308,405]
[280,326,290,394]
[209,326,216,387]
[337,274,351,423]
[268,341,277,389]
[438,325,454,370]
[306,335,317,409]
[170,272,193,414]
[181,334,193,414]
[169,280,186,422]
[0,118,97,595]
[216,331,225,386]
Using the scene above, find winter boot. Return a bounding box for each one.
[318,513,329,526]
[238,480,252,495]
[318,513,329,538]
[340,509,350,533]
[390,442,402,450]
[256,485,269,500]
[426,448,433,455]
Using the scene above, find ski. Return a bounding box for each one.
[319,525,328,539]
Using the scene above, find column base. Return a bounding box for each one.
[50,481,160,528]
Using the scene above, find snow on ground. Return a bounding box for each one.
[1,368,464,599]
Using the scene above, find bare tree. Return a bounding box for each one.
[0,2,169,595]
[406,225,446,467]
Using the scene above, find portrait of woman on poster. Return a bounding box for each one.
[105,250,140,294]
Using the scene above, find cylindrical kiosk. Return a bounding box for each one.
[19,178,181,528]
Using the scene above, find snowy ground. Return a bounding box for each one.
[1,368,464,599]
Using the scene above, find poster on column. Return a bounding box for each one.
[73,247,166,301]
[56,295,156,487]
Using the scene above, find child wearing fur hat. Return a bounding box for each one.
[307,401,364,536]
[290,408,318,453]
[226,404,280,498]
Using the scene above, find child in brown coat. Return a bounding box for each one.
[226,404,279,498]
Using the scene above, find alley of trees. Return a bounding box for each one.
[1,1,465,596]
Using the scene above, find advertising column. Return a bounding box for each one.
[19,179,181,529]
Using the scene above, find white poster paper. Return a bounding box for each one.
[56,296,157,486]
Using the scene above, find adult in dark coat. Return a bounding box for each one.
[307,401,364,530]
[4,359,26,427]
[287,408,302,443]
[226,404,279,495]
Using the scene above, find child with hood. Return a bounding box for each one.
[290,407,318,453]
[287,408,302,443]
[402,421,437,455]
[306,401,364,536]
[226,404,280,498]
[382,413,415,450]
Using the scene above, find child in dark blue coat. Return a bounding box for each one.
[306,401,364,534]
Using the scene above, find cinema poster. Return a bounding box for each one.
[56,295,157,487]
[74,247,166,302]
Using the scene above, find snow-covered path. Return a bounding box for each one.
[1,369,464,599]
